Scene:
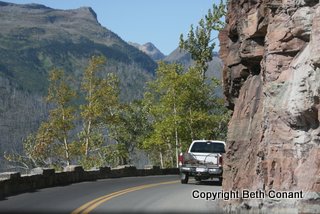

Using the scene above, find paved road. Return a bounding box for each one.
[0,175,223,213]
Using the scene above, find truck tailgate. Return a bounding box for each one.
[190,152,219,165]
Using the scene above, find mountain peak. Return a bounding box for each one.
[129,42,165,61]
[76,6,97,21]
[143,42,156,51]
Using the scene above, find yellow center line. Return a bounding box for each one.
[71,180,179,214]
[70,187,141,214]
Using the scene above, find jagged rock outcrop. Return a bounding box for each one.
[219,0,320,213]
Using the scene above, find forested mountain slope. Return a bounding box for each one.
[0,1,156,171]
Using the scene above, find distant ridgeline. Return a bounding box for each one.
[0,1,222,171]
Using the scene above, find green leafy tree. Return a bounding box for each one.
[5,56,125,170]
[44,69,77,166]
[108,100,150,165]
[142,61,230,168]
[79,55,120,168]
[4,104,75,170]
[143,62,184,168]
[11,69,78,168]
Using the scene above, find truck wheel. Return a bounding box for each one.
[180,172,189,184]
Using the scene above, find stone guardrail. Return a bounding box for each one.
[0,165,179,199]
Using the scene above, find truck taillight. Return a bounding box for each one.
[178,152,184,166]
[219,156,223,166]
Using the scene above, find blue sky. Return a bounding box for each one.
[6,0,223,55]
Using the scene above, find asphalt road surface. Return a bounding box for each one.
[0,175,223,214]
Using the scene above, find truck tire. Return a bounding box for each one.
[219,177,223,184]
[180,172,189,184]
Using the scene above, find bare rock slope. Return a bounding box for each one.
[219,0,320,212]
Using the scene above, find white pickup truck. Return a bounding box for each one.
[179,140,225,184]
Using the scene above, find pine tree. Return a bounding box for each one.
[179,0,226,79]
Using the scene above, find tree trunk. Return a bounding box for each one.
[62,111,70,166]
[85,119,91,157]
[160,151,164,169]
[188,108,194,141]
[85,76,93,158]
[64,136,70,166]
[173,101,179,168]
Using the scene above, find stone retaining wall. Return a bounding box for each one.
[0,165,179,199]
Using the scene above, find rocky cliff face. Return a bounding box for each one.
[219,0,320,212]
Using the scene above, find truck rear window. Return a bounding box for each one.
[190,142,225,153]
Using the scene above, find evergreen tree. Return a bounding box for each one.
[179,0,226,79]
